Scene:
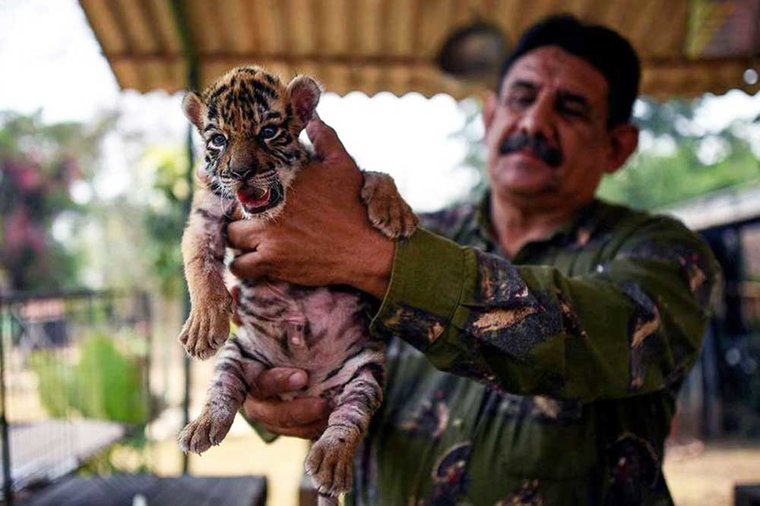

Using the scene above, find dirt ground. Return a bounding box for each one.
[664,438,760,506]
[142,342,760,506]
[138,426,760,506]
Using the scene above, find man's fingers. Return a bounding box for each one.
[243,395,329,428]
[229,251,265,280]
[196,166,210,183]
[255,368,308,397]
[227,220,263,250]
[306,116,349,163]
[257,419,327,439]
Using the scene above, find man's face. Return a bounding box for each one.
[484,46,634,208]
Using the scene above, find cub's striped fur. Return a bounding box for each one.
[175,66,417,504]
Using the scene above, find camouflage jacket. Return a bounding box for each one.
[348,195,720,506]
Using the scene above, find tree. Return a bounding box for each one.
[597,97,760,209]
[451,96,760,210]
[140,145,191,298]
[0,111,114,292]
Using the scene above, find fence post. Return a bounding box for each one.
[0,298,14,505]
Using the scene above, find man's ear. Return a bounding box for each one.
[288,75,322,127]
[605,123,639,174]
[182,91,206,132]
[483,90,498,135]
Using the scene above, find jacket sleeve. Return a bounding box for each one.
[369,218,721,403]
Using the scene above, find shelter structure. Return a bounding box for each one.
[79,0,760,99]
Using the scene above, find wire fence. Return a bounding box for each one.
[0,290,152,504]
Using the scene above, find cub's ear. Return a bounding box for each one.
[287,75,322,126]
[182,91,206,131]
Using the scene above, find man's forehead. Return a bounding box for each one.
[501,46,609,99]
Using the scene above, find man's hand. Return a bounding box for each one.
[227,116,395,299]
[243,368,329,439]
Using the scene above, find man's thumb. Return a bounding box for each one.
[306,114,349,162]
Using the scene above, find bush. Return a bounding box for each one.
[31,332,147,424]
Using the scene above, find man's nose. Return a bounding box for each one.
[519,96,554,138]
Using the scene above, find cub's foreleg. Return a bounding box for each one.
[178,188,234,359]
[305,350,385,503]
[178,336,267,454]
[360,171,418,239]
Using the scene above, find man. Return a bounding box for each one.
[227,15,720,505]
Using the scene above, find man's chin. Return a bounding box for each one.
[492,168,559,198]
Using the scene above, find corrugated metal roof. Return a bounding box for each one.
[79,0,760,99]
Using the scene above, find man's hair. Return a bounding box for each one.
[498,14,641,128]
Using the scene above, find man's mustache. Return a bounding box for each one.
[499,132,563,168]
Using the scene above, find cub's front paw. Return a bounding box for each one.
[305,429,357,497]
[178,305,231,360]
[177,408,235,454]
[361,171,418,239]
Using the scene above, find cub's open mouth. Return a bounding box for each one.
[236,182,283,214]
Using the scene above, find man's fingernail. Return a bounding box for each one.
[288,371,306,389]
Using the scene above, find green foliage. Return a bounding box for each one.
[76,333,148,422]
[450,98,489,203]
[598,135,760,209]
[30,351,75,418]
[78,433,152,476]
[30,332,148,424]
[598,97,760,209]
[141,146,191,298]
[0,110,113,291]
[452,96,760,210]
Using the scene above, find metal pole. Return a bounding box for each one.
[170,0,199,477]
[181,122,195,476]
[142,291,153,433]
[0,300,14,505]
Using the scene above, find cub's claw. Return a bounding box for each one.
[305,430,356,497]
[178,408,235,454]
[178,300,232,360]
[361,171,418,240]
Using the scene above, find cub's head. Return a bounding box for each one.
[182,66,321,217]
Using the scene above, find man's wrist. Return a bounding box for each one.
[349,231,395,299]
[369,228,469,350]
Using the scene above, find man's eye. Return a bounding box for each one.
[558,104,588,119]
[506,94,533,109]
[209,134,227,147]
[260,126,279,139]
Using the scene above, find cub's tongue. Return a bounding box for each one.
[236,187,271,209]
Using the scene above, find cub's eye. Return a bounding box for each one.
[260,125,279,139]
[209,134,227,147]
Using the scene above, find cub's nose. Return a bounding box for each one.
[229,165,256,180]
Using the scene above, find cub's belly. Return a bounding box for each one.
[234,281,380,398]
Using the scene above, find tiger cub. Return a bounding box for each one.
[176,65,417,504]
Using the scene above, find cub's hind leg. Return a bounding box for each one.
[305,352,385,502]
[178,335,267,454]
[360,171,418,239]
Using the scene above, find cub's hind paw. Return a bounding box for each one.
[305,431,356,497]
[316,492,339,506]
[361,171,418,240]
[178,306,231,360]
[178,409,234,454]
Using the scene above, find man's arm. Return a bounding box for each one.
[371,220,720,402]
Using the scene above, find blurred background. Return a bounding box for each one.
[0,0,759,505]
